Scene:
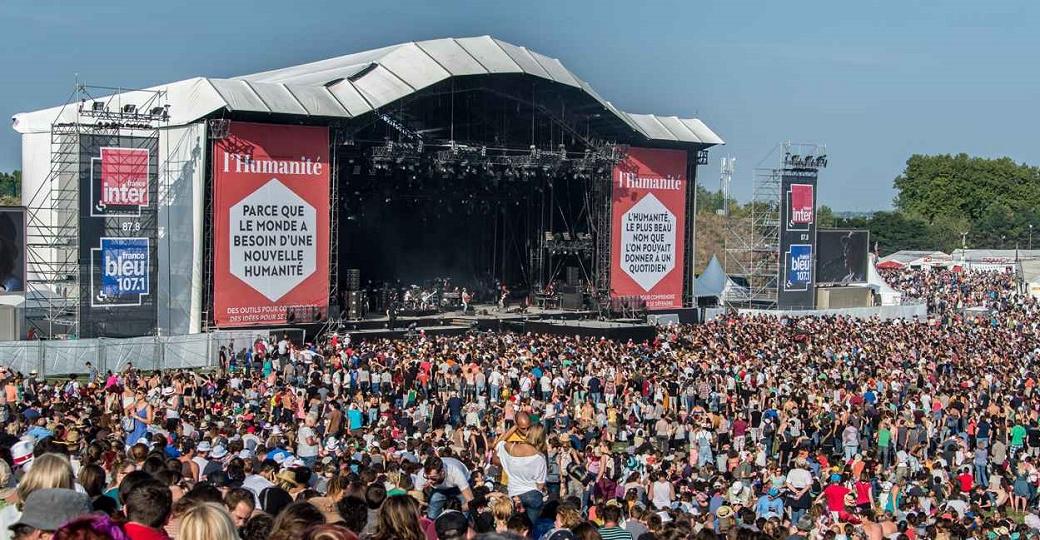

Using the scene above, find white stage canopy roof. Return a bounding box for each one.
[12,36,723,147]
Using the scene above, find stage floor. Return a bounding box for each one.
[338,303,655,341]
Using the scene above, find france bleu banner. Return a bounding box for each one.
[784,244,813,292]
[93,237,150,306]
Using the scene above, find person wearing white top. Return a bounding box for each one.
[493,424,547,524]
[422,455,474,518]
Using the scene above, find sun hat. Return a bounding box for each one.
[11,489,91,532]
[716,505,734,519]
[11,439,33,468]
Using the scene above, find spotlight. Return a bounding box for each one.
[91,101,105,112]
[122,104,137,114]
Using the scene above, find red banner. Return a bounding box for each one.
[212,122,330,326]
[610,147,687,310]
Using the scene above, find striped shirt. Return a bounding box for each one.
[599,526,634,540]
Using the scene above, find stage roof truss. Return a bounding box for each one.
[13,37,722,149]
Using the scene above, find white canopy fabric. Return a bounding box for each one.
[866,254,903,305]
[694,254,743,300]
[878,250,950,268]
[12,36,723,146]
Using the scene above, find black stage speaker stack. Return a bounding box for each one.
[345,269,361,291]
[559,284,583,310]
[347,291,365,320]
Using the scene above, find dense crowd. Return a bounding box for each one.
[1,267,1040,540]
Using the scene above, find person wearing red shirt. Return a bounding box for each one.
[816,474,851,519]
[124,479,173,540]
[854,479,874,511]
[957,467,974,493]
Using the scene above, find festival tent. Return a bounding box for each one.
[1020,259,1040,299]
[694,255,744,304]
[948,249,1040,272]
[866,254,903,305]
[877,250,951,269]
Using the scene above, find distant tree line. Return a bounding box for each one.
[697,154,1040,255]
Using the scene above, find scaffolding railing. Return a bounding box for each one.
[23,84,167,339]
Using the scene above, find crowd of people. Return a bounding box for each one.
[0,267,1039,539]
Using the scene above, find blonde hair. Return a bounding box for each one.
[488,493,513,526]
[16,453,74,508]
[525,424,547,452]
[556,502,583,529]
[179,502,239,540]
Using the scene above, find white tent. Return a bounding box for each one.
[949,249,1040,272]
[877,250,951,269]
[694,255,744,303]
[866,254,903,305]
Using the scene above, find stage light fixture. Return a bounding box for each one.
[92,101,105,112]
[122,104,137,114]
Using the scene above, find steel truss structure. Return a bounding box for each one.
[24,85,167,338]
[724,142,825,309]
[724,168,781,308]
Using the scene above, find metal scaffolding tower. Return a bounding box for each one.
[723,142,827,309]
[23,84,167,338]
[724,167,781,308]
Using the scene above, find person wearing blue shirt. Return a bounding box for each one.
[755,488,785,519]
[347,404,364,432]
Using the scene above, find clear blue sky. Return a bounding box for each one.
[2,0,1037,211]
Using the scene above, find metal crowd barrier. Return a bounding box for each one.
[0,329,276,377]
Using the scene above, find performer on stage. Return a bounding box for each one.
[498,284,509,311]
[461,287,471,314]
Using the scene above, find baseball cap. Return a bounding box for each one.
[544,529,577,540]
[11,488,91,531]
[434,510,469,540]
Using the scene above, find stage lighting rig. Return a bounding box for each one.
[782,143,828,170]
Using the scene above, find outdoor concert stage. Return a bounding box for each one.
[13,36,722,341]
[335,304,656,341]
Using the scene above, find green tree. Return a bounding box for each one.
[893,154,1040,224]
[0,170,20,205]
[817,205,835,229]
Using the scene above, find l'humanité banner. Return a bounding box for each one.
[212,122,330,326]
[609,147,687,310]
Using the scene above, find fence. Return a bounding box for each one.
[0,329,276,377]
[704,301,928,322]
